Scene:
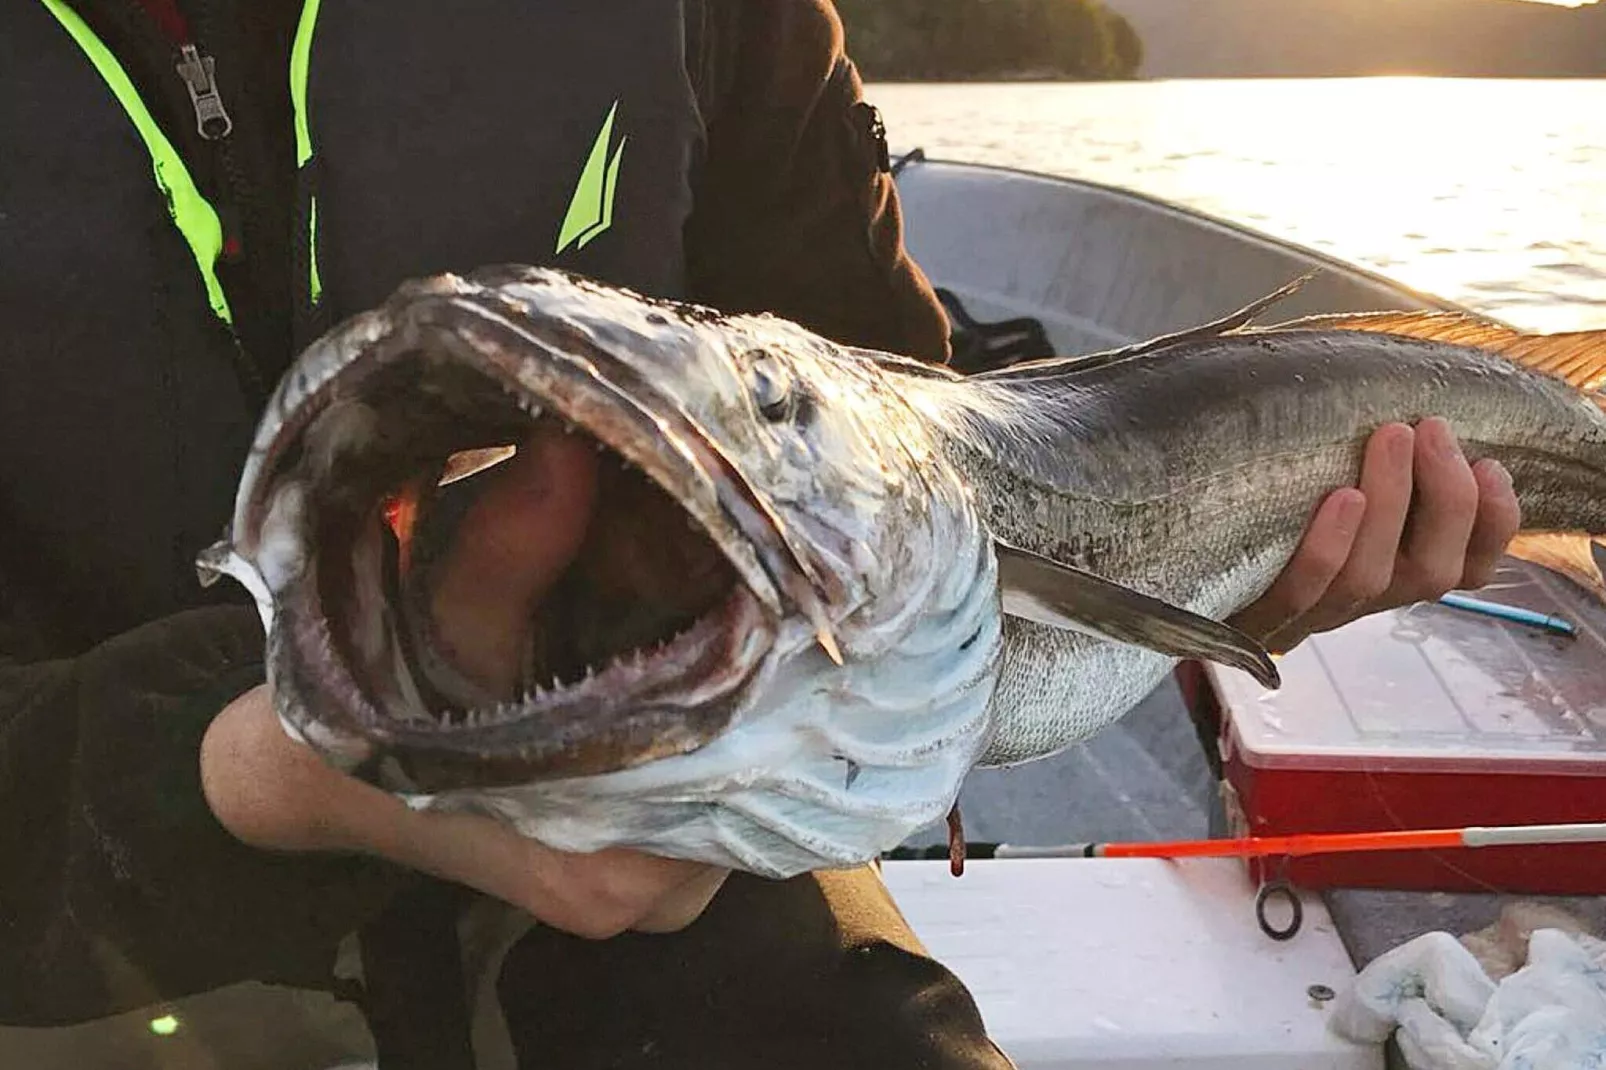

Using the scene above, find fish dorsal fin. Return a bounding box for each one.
[1127,271,1317,349]
[1268,311,1606,401]
[973,274,1317,382]
[1506,532,1606,603]
[994,541,1280,688]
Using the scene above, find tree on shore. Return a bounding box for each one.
[833,0,1144,81]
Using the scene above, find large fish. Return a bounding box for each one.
[201,266,1606,879]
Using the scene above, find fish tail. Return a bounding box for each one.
[1507,533,1606,601]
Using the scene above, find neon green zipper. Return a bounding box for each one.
[40,0,234,325]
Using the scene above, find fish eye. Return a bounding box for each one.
[747,351,797,422]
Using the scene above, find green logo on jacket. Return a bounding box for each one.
[555,101,627,255]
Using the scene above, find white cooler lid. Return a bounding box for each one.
[881,857,1378,1070]
[1208,557,1606,774]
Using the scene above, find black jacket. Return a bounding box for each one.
[0,0,949,1025]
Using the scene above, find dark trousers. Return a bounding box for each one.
[360,866,1016,1070]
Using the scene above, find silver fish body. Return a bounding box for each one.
[204,268,1606,878]
[910,314,1606,765]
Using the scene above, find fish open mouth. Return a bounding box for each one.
[228,280,828,791]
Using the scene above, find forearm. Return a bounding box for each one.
[630,865,732,934]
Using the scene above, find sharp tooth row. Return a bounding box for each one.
[444,631,701,728]
[500,383,543,419]
[403,705,437,727]
[456,700,530,729]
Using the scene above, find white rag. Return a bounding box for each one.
[1330,925,1606,1070]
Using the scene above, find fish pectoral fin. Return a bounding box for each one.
[1506,532,1606,603]
[994,541,1280,689]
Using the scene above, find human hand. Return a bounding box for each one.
[1228,418,1522,653]
[200,422,729,938]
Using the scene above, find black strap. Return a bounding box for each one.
[936,288,1056,373]
[890,147,925,177]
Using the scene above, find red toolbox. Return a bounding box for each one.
[1196,556,1606,895]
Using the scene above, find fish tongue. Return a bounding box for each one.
[397,422,603,703]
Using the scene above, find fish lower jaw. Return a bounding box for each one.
[388,582,773,738]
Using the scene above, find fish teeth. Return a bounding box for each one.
[504,385,542,418]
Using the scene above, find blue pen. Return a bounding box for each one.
[1438,592,1577,638]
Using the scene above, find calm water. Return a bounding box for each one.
[869,78,1606,333]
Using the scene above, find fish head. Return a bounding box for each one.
[203,265,998,833]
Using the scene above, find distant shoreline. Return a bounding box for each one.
[868,72,1606,84]
[1104,0,1606,80]
[835,0,1144,83]
[869,70,1140,83]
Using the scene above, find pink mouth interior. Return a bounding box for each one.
[365,409,745,722]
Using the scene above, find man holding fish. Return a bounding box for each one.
[2,0,1523,1067]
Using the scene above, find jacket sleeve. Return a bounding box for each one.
[684,0,952,364]
[0,568,410,1026]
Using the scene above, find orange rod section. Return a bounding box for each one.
[1094,828,1466,859]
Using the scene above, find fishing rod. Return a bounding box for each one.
[886,821,1606,940]
[969,822,1606,860]
[890,820,1606,866]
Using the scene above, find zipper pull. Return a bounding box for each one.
[176,44,233,140]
